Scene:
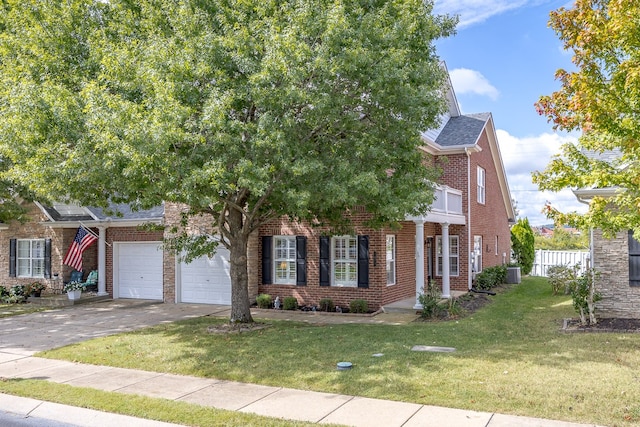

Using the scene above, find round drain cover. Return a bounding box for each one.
[337,362,353,370]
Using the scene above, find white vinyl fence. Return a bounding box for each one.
[531,250,590,277]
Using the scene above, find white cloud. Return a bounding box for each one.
[449,68,499,100]
[496,129,587,226]
[434,0,548,29]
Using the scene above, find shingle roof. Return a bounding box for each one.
[43,202,164,222]
[87,203,165,221]
[435,113,490,147]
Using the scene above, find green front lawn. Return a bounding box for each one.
[31,277,640,426]
[0,303,47,318]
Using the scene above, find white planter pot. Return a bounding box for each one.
[67,290,82,300]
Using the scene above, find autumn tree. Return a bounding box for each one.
[534,0,640,236]
[0,0,456,322]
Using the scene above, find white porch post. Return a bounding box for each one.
[442,222,451,298]
[97,226,107,296]
[413,220,425,309]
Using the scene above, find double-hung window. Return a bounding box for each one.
[436,235,459,276]
[17,239,46,278]
[477,166,486,204]
[386,235,396,285]
[274,236,296,284]
[332,236,358,287]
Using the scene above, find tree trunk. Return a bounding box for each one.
[228,234,254,323]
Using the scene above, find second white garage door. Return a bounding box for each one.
[115,242,164,300]
[180,248,232,305]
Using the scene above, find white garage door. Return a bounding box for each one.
[180,248,231,305]
[116,242,164,300]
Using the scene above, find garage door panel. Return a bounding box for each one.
[181,248,231,305]
[117,243,163,301]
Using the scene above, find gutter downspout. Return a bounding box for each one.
[465,147,473,290]
[575,196,594,270]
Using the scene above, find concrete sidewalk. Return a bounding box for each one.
[0,300,602,427]
[0,354,601,427]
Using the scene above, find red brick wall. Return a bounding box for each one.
[0,204,99,293]
[470,130,512,270]
[257,210,422,311]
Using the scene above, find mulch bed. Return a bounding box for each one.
[562,317,640,333]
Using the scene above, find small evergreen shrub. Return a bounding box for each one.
[283,296,298,310]
[318,298,334,312]
[256,293,272,309]
[349,299,368,313]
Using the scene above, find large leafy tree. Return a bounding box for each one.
[534,0,640,236]
[0,0,456,322]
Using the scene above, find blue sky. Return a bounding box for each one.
[433,0,585,226]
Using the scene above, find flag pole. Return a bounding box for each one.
[79,222,112,247]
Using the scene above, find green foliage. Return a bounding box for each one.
[571,268,602,326]
[418,281,463,319]
[474,265,507,290]
[2,284,26,304]
[511,218,535,275]
[349,299,368,314]
[534,2,640,235]
[534,228,589,250]
[546,264,579,295]
[418,281,441,318]
[256,294,272,309]
[318,298,334,312]
[282,297,298,311]
[0,0,456,323]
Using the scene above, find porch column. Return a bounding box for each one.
[442,222,451,298]
[97,226,107,296]
[413,220,425,309]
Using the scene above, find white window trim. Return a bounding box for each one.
[273,236,296,285]
[17,238,46,278]
[477,166,486,205]
[331,235,358,287]
[436,235,459,277]
[386,235,396,286]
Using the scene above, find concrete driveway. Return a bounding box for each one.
[0,300,231,356]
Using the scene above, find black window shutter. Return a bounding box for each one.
[9,238,16,278]
[319,236,330,286]
[296,236,307,286]
[629,230,640,287]
[357,235,369,288]
[262,236,273,285]
[44,238,52,279]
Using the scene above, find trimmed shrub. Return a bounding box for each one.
[256,293,272,309]
[475,265,507,290]
[349,299,368,314]
[283,296,298,311]
[318,298,334,312]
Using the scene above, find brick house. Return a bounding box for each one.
[256,87,515,310]
[1,82,514,310]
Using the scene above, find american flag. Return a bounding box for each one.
[63,227,98,271]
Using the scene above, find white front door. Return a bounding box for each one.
[115,242,164,300]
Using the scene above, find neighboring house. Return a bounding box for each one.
[574,185,640,319]
[0,77,514,311]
